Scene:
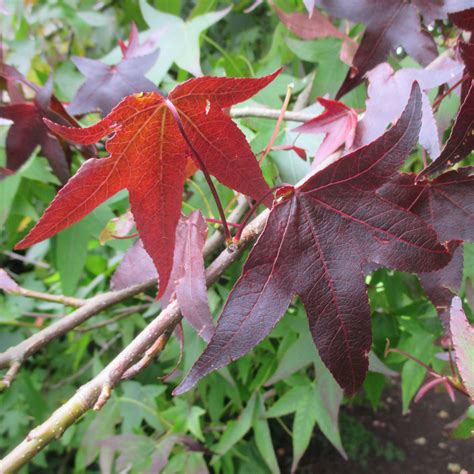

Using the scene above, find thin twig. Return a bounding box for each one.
[259,83,294,164]
[2,250,50,269]
[432,72,470,112]
[75,304,151,333]
[0,202,266,473]
[0,280,156,373]
[0,361,21,392]
[11,287,86,308]
[0,202,249,383]
[230,107,313,122]
[119,329,173,381]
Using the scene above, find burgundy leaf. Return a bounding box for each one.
[111,239,156,291]
[161,211,214,342]
[68,49,160,116]
[449,7,474,31]
[273,5,356,65]
[414,377,445,403]
[355,61,463,159]
[414,1,474,24]
[270,144,307,161]
[119,23,140,59]
[316,0,439,98]
[450,296,474,400]
[274,4,347,41]
[379,168,474,325]
[112,212,214,341]
[0,85,71,183]
[459,41,474,77]
[293,97,357,168]
[175,84,457,396]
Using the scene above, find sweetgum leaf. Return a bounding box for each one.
[175,83,458,396]
[110,239,156,291]
[293,97,357,169]
[103,0,230,84]
[418,41,474,179]
[316,0,439,98]
[355,61,463,160]
[273,5,356,65]
[414,1,474,24]
[274,4,347,41]
[68,49,160,116]
[449,7,474,31]
[380,168,474,323]
[0,76,73,183]
[161,211,214,342]
[450,296,474,400]
[16,70,280,297]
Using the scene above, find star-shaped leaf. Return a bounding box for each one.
[103,1,230,84]
[380,167,474,322]
[68,47,160,116]
[316,0,445,98]
[15,70,280,298]
[0,76,73,183]
[355,61,463,160]
[175,83,458,396]
[293,97,357,169]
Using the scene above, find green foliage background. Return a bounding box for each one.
[0,0,472,472]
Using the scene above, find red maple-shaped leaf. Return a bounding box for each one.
[315,0,458,98]
[380,168,474,324]
[293,97,357,169]
[15,70,280,297]
[175,83,458,396]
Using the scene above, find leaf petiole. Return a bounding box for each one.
[165,99,233,243]
[233,184,292,242]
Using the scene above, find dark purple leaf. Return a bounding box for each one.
[316,0,439,98]
[161,211,214,342]
[449,7,474,31]
[414,1,474,24]
[175,84,458,396]
[67,49,160,116]
[0,91,71,182]
[111,239,156,290]
[379,168,474,325]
